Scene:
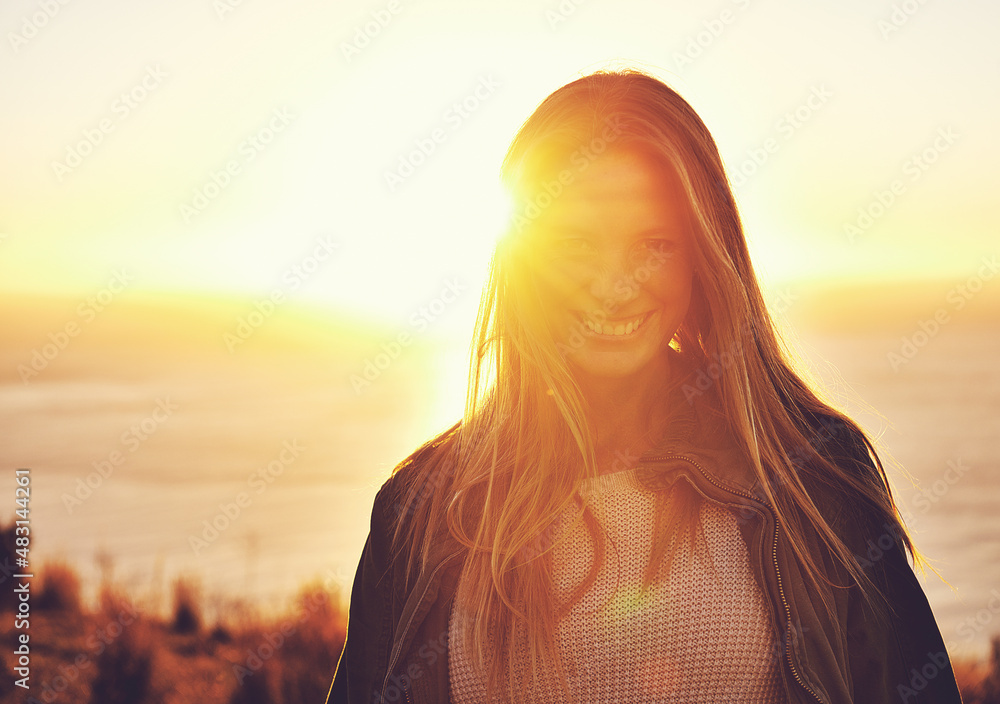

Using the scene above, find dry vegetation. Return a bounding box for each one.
[0,523,346,704]
[0,521,997,703]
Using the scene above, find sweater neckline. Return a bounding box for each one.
[578,466,645,497]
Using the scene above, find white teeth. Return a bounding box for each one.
[582,313,648,337]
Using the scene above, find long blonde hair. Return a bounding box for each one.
[391,69,911,699]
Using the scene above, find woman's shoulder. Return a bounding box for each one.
[797,409,886,496]
[373,421,462,520]
[799,410,873,470]
[794,409,901,541]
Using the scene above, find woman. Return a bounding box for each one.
[327,70,962,703]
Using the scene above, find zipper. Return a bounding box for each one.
[381,549,462,703]
[646,453,824,704]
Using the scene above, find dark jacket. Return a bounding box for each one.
[326,365,963,704]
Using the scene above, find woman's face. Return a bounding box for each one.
[524,149,696,386]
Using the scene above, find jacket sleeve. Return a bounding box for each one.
[828,424,964,703]
[327,482,399,704]
[328,427,459,703]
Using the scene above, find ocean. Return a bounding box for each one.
[1,294,997,660]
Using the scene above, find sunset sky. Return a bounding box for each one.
[2,0,997,336]
[2,2,999,656]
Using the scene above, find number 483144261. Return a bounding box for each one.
[15,469,30,563]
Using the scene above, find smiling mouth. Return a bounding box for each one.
[579,311,653,337]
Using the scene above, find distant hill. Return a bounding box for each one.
[769,276,1000,335]
[0,291,394,385]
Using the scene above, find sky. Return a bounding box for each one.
[2,0,998,335]
[2,0,999,657]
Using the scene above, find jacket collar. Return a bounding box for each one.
[415,351,763,576]
[640,348,761,497]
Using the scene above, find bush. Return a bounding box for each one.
[37,560,82,613]
[88,590,155,704]
[978,636,1000,702]
[281,661,333,704]
[0,522,17,613]
[278,581,347,702]
[955,636,1000,704]
[210,622,234,644]
[171,577,202,634]
[285,580,346,663]
[228,660,278,704]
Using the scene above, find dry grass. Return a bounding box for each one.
[1,542,996,703]
[955,638,1000,704]
[87,600,157,704]
[0,522,17,615]
[0,554,347,704]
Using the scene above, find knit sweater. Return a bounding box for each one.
[448,467,788,703]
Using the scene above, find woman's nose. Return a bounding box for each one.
[587,250,639,305]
